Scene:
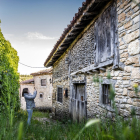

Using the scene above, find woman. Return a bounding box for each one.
[22,88,37,125]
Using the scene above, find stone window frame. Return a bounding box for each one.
[99,79,116,112]
[57,86,63,103]
[41,79,47,86]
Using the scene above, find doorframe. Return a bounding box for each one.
[70,81,87,121]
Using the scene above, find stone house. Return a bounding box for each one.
[44,0,140,121]
[20,69,53,110]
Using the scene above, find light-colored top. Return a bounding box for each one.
[24,90,37,109]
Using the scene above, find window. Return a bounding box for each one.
[57,87,63,103]
[41,79,46,86]
[99,79,116,111]
[40,93,43,98]
[102,84,111,106]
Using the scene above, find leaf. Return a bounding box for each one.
[85,119,100,128]
[17,122,24,140]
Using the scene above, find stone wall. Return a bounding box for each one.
[34,74,52,109]
[53,53,69,79]
[20,74,53,110]
[70,25,95,73]
[114,0,140,117]
[52,0,140,119]
[52,54,70,120]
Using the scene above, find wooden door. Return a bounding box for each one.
[71,84,86,122]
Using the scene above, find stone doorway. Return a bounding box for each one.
[71,83,86,122]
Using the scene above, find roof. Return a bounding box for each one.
[30,68,52,76]
[44,0,111,67]
[20,78,34,84]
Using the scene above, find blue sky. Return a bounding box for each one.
[0,0,84,74]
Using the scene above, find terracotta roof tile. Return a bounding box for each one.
[21,78,34,84]
[30,68,52,76]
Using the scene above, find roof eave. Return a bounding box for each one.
[44,0,111,67]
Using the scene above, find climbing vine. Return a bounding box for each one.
[0,29,20,111]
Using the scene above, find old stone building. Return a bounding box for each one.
[44,0,140,121]
[20,68,53,110]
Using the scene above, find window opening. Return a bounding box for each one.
[57,87,63,103]
[41,79,46,86]
[102,84,111,106]
[40,93,43,98]
[81,96,84,101]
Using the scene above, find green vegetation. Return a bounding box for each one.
[32,110,50,118]
[1,71,140,140]
[0,29,20,111]
[1,109,140,140]
[0,29,20,139]
[20,75,33,82]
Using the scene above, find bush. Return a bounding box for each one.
[0,29,20,112]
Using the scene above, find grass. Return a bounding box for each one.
[1,71,140,140]
[1,109,140,140]
[32,110,50,118]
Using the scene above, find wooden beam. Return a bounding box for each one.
[81,17,93,21]
[72,26,85,30]
[83,12,98,16]
[99,68,106,72]
[90,70,99,73]
[65,36,75,40]
[61,41,71,45]
[75,22,82,26]
[86,72,92,75]
[94,0,109,3]
[59,46,68,49]
[68,32,79,36]
[56,50,65,53]
[74,21,87,28]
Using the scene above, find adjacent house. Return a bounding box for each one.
[44,0,140,121]
[20,68,53,110]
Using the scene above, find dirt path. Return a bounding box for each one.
[34,117,57,124]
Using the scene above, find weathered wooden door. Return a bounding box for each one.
[71,84,86,122]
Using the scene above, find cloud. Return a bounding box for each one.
[27,32,56,40]
[4,34,14,39]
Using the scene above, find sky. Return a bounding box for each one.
[0,0,84,74]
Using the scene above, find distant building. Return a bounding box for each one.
[20,68,53,110]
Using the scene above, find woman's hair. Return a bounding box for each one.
[22,88,28,97]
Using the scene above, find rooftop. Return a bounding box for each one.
[44,0,111,67]
[20,78,34,84]
[30,68,52,76]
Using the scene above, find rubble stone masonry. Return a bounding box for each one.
[52,0,140,120]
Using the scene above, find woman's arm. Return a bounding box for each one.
[24,90,37,100]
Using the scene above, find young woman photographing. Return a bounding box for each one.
[22,87,37,125]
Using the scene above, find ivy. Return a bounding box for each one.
[0,29,20,112]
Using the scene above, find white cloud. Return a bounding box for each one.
[27,32,56,40]
[4,34,14,39]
